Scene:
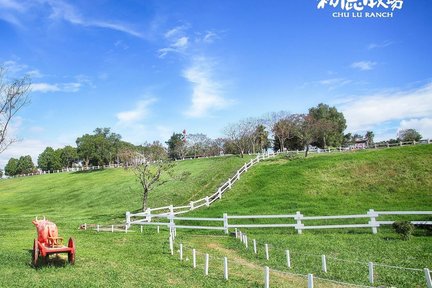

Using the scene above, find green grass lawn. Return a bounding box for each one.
[185,145,432,287]
[0,147,431,287]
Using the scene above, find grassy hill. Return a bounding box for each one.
[0,146,431,287]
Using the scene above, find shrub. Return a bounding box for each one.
[392,221,414,240]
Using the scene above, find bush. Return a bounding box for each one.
[392,221,414,240]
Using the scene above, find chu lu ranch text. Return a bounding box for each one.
[317,0,403,18]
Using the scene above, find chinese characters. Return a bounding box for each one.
[317,0,403,11]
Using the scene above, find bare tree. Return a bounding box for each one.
[224,120,254,158]
[132,142,189,211]
[297,114,332,157]
[0,67,31,154]
[267,111,297,152]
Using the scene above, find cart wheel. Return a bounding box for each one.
[32,239,39,267]
[68,238,75,265]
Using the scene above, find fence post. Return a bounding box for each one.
[235,228,238,238]
[245,235,248,248]
[84,223,87,230]
[218,188,222,199]
[228,178,232,189]
[308,274,314,288]
[126,211,131,228]
[96,225,100,232]
[265,244,269,260]
[425,268,432,288]
[146,208,152,222]
[223,213,228,234]
[368,209,378,234]
[237,170,240,180]
[264,266,270,288]
[295,211,303,234]
[286,250,291,268]
[140,226,143,233]
[322,255,327,273]
[190,201,194,210]
[169,235,174,255]
[368,262,374,284]
[192,249,196,268]
[244,163,248,172]
[157,226,160,233]
[204,254,209,276]
[180,243,183,261]
[205,196,210,206]
[224,257,228,280]
[253,239,257,254]
[111,225,114,233]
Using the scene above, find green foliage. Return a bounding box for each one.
[309,103,346,148]
[4,156,34,175]
[76,128,122,166]
[166,132,186,159]
[393,221,414,240]
[16,155,34,174]
[38,147,62,172]
[57,145,78,168]
[4,157,19,176]
[398,128,422,142]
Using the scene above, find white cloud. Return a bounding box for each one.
[172,36,188,48]
[351,61,377,71]
[0,139,46,169]
[158,25,190,58]
[318,78,351,90]
[30,82,82,93]
[0,0,25,11]
[399,118,432,139]
[341,83,432,132]
[367,40,393,50]
[164,25,188,39]
[203,31,218,43]
[183,57,231,118]
[45,0,143,38]
[116,98,157,124]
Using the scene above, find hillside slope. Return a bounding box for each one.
[189,145,432,216]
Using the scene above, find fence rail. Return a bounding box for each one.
[127,152,277,221]
[126,209,432,235]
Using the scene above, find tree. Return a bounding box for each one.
[76,128,122,166]
[254,124,270,152]
[0,169,3,178]
[297,113,328,157]
[132,142,182,211]
[224,120,252,158]
[166,132,186,160]
[398,129,422,142]
[4,157,19,176]
[308,103,346,148]
[269,112,298,152]
[0,67,31,154]
[186,133,211,158]
[365,131,374,147]
[38,147,62,172]
[17,155,34,174]
[58,145,78,168]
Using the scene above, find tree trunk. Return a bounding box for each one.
[142,188,149,211]
[304,145,309,158]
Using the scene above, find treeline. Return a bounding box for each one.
[2,103,424,177]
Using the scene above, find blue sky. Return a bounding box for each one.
[1,0,431,168]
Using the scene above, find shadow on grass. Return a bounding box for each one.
[26,249,70,269]
[72,169,105,175]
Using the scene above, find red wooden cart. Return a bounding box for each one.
[32,217,75,266]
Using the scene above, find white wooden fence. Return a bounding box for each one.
[126,209,432,235]
[126,152,277,220]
